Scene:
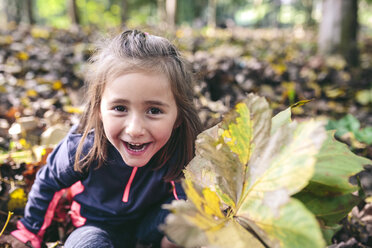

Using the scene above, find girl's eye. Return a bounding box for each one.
[114,106,127,112]
[148,107,162,115]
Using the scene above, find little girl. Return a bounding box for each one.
[5,29,203,248]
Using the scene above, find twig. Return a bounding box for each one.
[0,211,14,237]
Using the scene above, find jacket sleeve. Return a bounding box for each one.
[11,129,85,247]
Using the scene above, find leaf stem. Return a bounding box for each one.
[49,241,62,248]
[0,211,14,237]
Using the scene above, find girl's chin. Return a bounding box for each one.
[124,161,148,167]
[120,153,151,167]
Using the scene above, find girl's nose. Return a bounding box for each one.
[125,115,145,137]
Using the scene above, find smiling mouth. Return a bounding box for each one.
[125,142,150,152]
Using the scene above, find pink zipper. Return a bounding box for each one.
[122,167,138,203]
[171,181,179,200]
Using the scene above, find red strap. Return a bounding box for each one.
[11,221,42,248]
[68,181,86,227]
[69,201,86,227]
[11,181,87,247]
[37,189,66,238]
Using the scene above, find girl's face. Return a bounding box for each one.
[100,71,178,167]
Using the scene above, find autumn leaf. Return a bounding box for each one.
[162,179,265,248]
[8,188,27,211]
[164,93,371,247]
[164,93,332,248]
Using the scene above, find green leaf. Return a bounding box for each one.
[320,224,343,245]
[326,114,361,137]
[305,131,371,195]
[340,114,360,133]
[355,127,372,145]
[294,191,361,226]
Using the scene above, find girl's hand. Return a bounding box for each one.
[0,234,31,248]
[161,236,181,248]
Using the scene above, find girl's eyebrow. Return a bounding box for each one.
[109,98,129,104]
[109,98,170,107]
[145,100,170,107]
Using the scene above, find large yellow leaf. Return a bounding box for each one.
[164,94,354,248]
[162,179,265,248]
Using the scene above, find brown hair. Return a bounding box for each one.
[74,29,203,181]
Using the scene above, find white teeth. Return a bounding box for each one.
[128,145,146,152]
[126,142,148,152]
[129,143,142,146]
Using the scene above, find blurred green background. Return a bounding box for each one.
[1,0,372,32]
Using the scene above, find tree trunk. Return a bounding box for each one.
[318,0,358,66]
[207,0,216,28]
[340,0,358,66]
[165,0,177,30]
[120,0,128,27]
[68,0,79,25]
[26,0,34,24]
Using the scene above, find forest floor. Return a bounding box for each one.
[0,25,371,247]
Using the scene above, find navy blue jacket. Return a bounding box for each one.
[17,125,185,244]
